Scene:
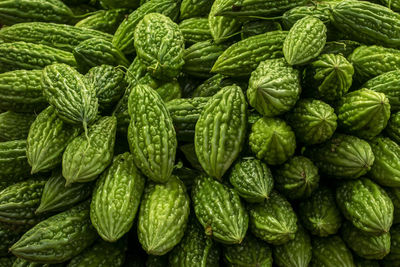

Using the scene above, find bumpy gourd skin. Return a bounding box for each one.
[0,140,30,181]
[75,9,128,35]
[229,158,274,203]
[0,222,23,257]
[274,156,320,200]
[387,112,400,144]
[0,111,36,142]
[134,13,184,79]
[27,106,80,174]
[349,45,400,82]
[248,191,298,245]
[241,20,282,39]
[305,134,375,179]
[0,22,113,52]
[127,84,177,183]
[67,239,127,267]
[304,53,354,102]
[223,234,273,267]
[36,170,93,214]
[62,116,117,185]
[211,31,288,77]
[283,16,327,65]
[0,0,74,25]
[369,137,400,187]
[364,70,400,112]
[286,99,337,145]
[138,73,182,103]
[0,179,46,225]
[299,187,342,237]
[41,63,98,127]
[213,0,308,17]
[180,0,212,19]
[10,201,97,264]
[310,236,355,267]
[342,221,390,260]
[192,176,248,245]
[195,85,247,180]
[169,217,220,267]
[179,18,212,45]
[138,176,190,256]
[249,117,296,166]
[282,3,333,29]
[113,0,179,55]
[337,89,391,140]
[91,152,145,242]
[336,178,394,235]
[208,0,241,44]
[73,38,130,73]
[0,42,77,73]
[0,70,47,113]
[273,225,312,267]
[247,58,301,117]
[331,0,400,48]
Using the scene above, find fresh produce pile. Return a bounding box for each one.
[1,0,400,266]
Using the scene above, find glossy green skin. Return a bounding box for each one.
[282,3,332,29]
[0,22,113,52]
[387,112,400,144]
[0,70,46,112]
[195,85,247,179]
[192,74,233,97]
[75,9,128,35]
[349,45,400,82]
[273,225,312,267]
[62,116,117,185]
[113,0,179,55]
[249,117,296,166]
[321,40,361,58]
[211,31,288,77]
[369,137,400,187]
[0,111,36,141]
[305,134,375,179]
[331,1,400,48]
[183,40,227,78]
[363,70,400,112]
[247,58,301,117]
[275,156,319,200]
[127,84,177,183]
[169,218,219,267]
[379,0,400,11]
[86,65,127,111]
[41,63,98,126]
[0,179,45,225]
[27,106,80,174]
[311,236,355,267]
[0,41,77,73]
[249,191,297,245]
[336,178,393,235]
[299,187,342,237]
[337,88,391,140]
[134,13,184,79]
[180,0,212,19]
[91,153,145,242]
[179,18,211,45]
[214,0,308,17]
[304,53,354,102]
[0,222,23,257]
[67,239,127,267]
[36,170,92,214]
[166,97,209,142]
[138,176,190,255]
[223,234,272,267]
[10,201,97,264]
[241,20,282,39]
[179,145,203,172]
[74,38,129,73]
[286,99,337,145]
[342,221,390,260]
[229,158,274,203]
[209,0,241,44]
[138,73,182,103]
[283,16,327,65]
[0,0,74,25]
[99,0,139,9]
[384,224,400,262]
[0,140,30,181]
[192,176,248,244]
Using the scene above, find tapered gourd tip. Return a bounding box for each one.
[35,205,46,215]
[30,165,39,175]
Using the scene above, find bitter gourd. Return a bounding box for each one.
[387,112,400,144]
[241,20,282,39]
[0,111,36,141]
[208,0,241,44]
[180,0,213,19]
[311,236,355,267]
[75,9,128,34]
[0,140,31,181]
[179,18,212,45]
